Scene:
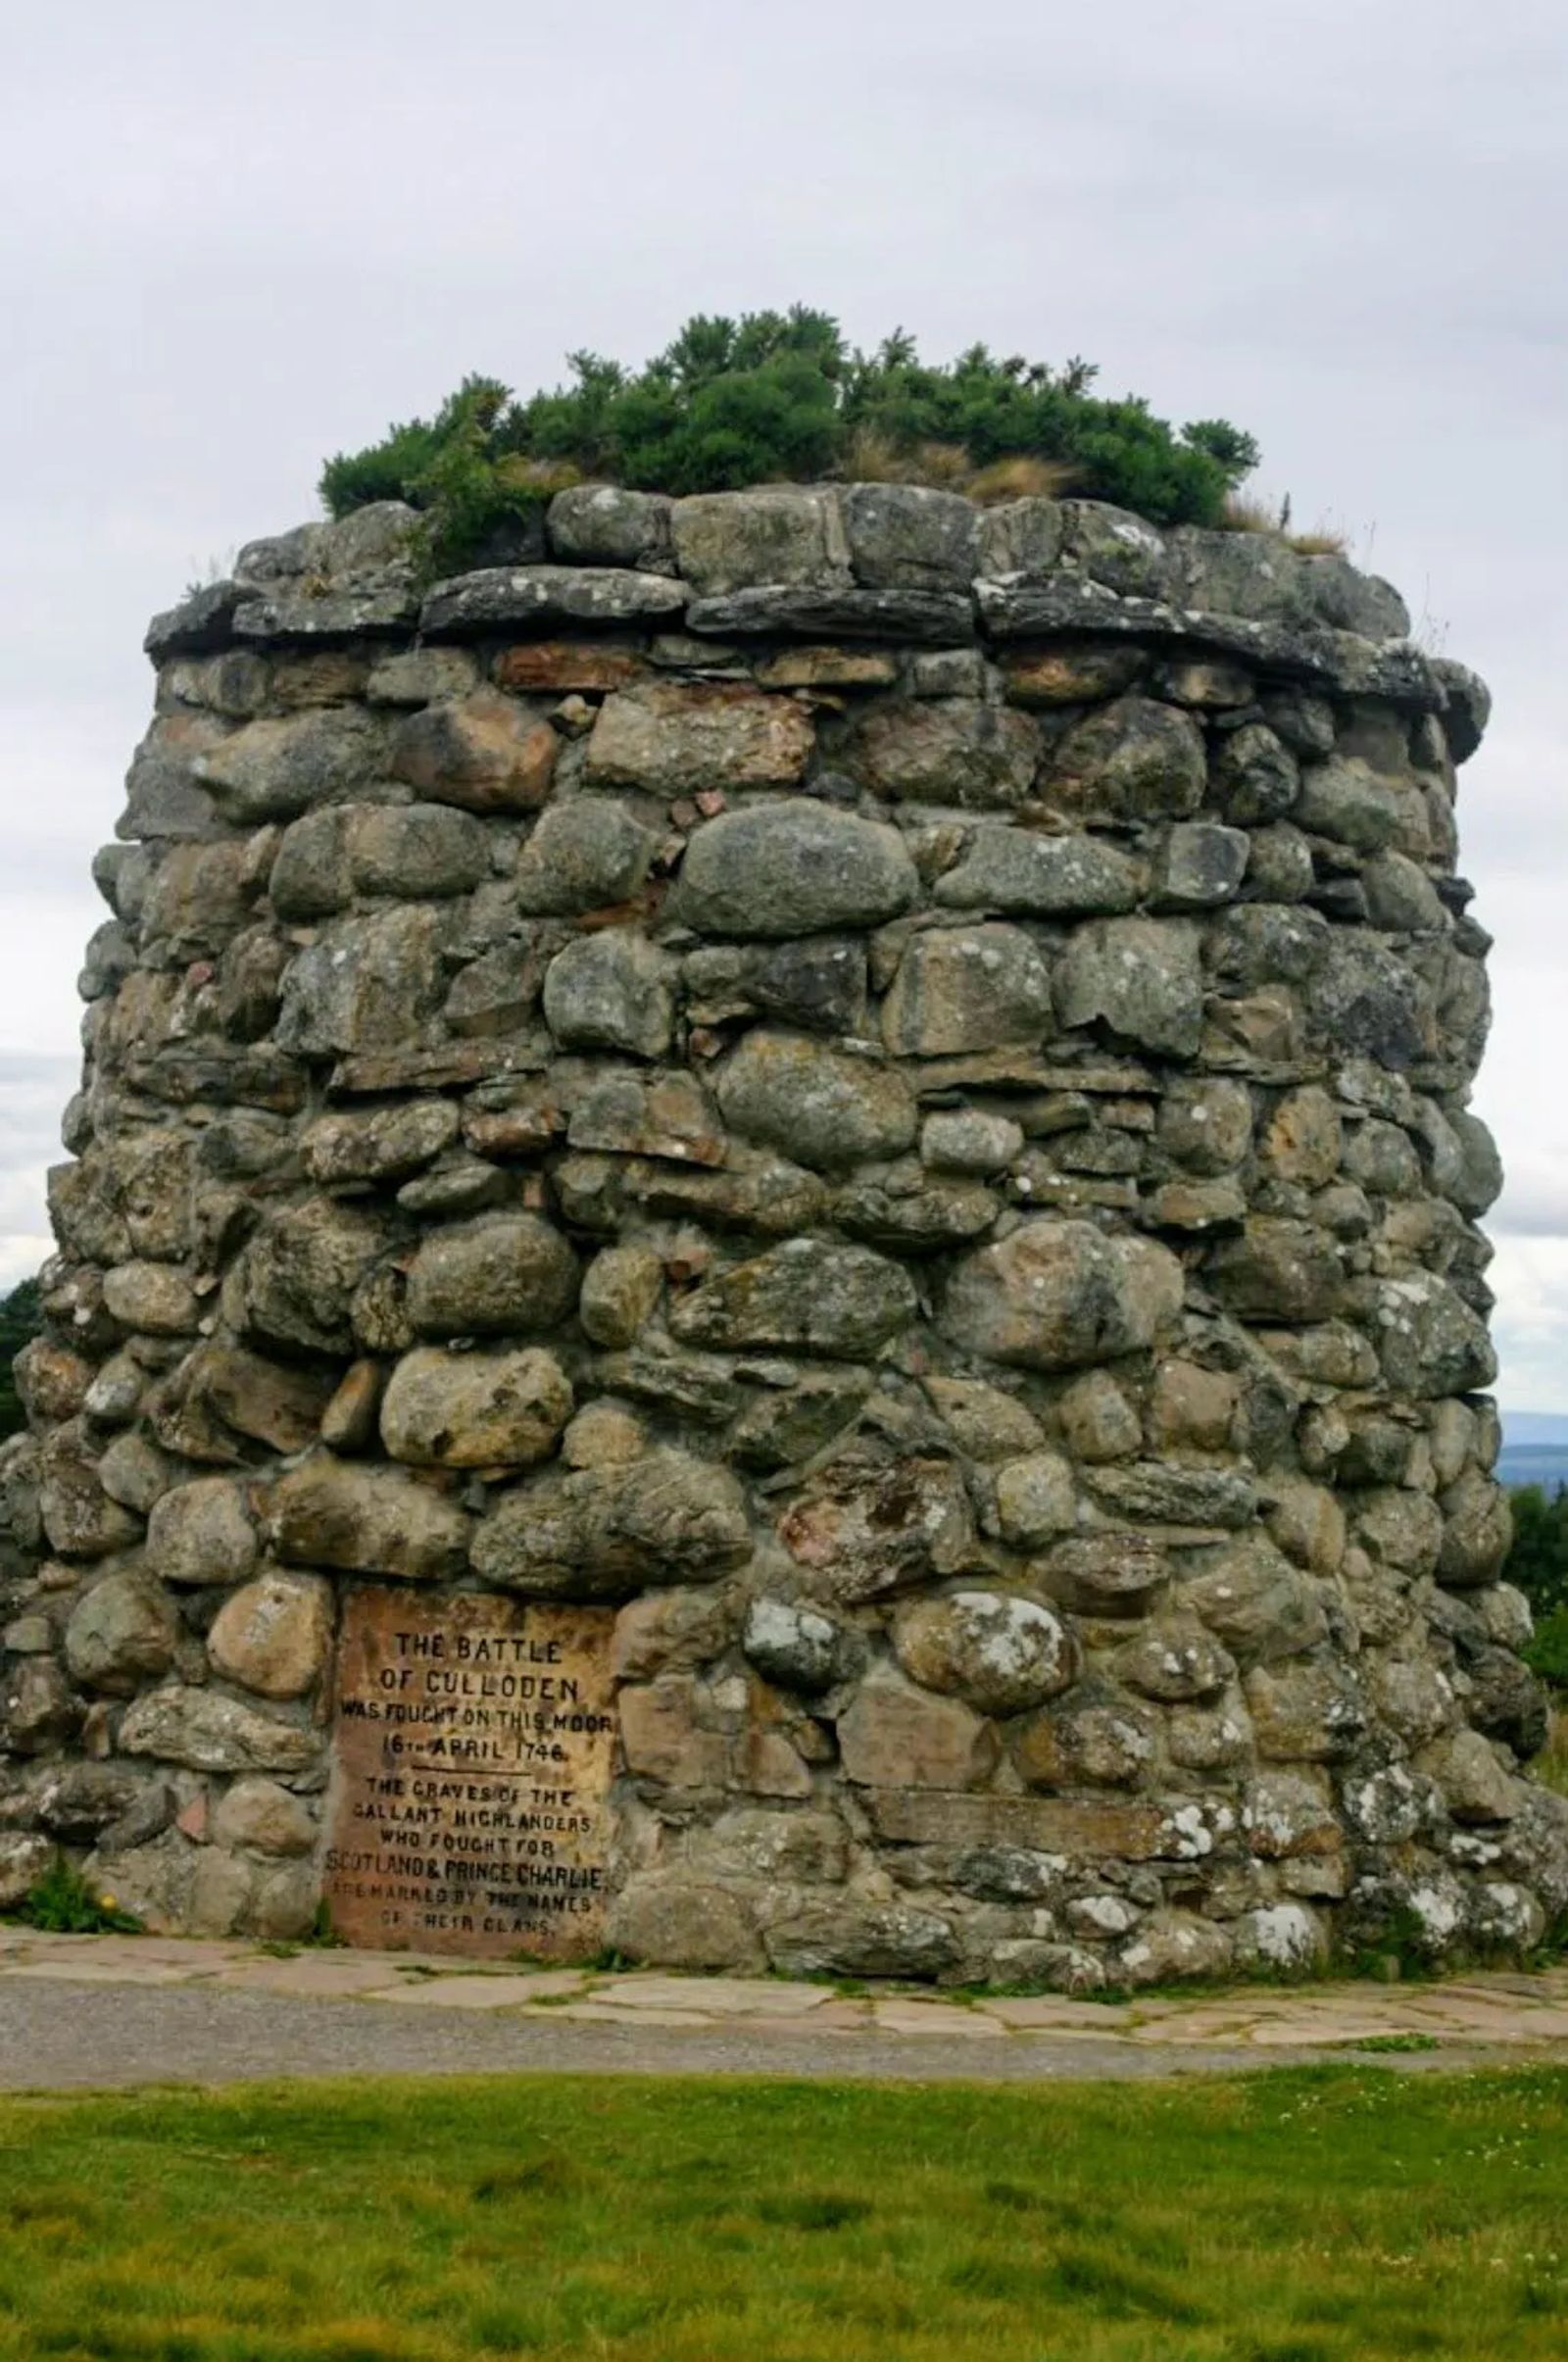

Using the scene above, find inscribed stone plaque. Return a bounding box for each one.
[323,1587,617,1959]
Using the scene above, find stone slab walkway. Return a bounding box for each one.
[2,1926,1567,2089]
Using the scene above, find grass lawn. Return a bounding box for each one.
[1,2068,1566,2360]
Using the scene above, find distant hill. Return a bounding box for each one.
[1498,1414,1568,1491]
[1502,1411,1568,1447]
[1497,1443,1568,1494]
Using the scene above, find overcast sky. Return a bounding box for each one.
[2,0,1564,1404]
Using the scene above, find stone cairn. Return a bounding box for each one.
[2,476,1563,1989]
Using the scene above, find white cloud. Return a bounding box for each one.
[0,1235,53,1296]
[1488,1240,1568,1414]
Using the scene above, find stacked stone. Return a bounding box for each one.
[1,476,1562,1986]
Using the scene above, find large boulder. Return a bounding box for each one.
[119,1687,321,1774]
[586,682,813,793]
[444,937,551,1039]
[893,1590,1079,1716]
[1054,916,1203,1056]
[268,1455,472,1581]
[776,1455,976,1602]
[212,1778,319,1857]
[514,799,658,914]
[1180,1536,1329,1665]
[1244,1655,1366,1759]
[207,1571,334,1699]
[882,924,1054,1056]
[1087,1460,1257,1529]
[844,698,1039,810]
[836,1667,998,1789]
[1206,1219,1344,1323]
[1046,697,1205,821]
[669,1239,916,1357]
[742,1599,855,1695]
[1294,756,1407,852]
[145,1477,261,1586]
[1,1659,80,1755]
[548,483,674,572]
[0,1834,55,1911]
[271,802,490,913]
[419,565,685,637]
[64,1573,179,1697]
[934,827,1144,917]
[715,1030,916,1171]
[38,1426,143,1560]
[942,1220,1183,1369]
[228,1201,395,1356]
[390,692,558,813]
[275,907,448,1058]
[992,1451,1077,1546]
[1213,722,1300,821]
[1010,1687,1158,1791]
[195,708,385,823]
[406,1214,579,1338]
[840,482,979,587]
[604,1875,760,1972]
[670,485,846,594]
[1437,1470,1512,1588]
[1114,1614,1236,1702]
[542,931,674,1058]
[1375,1273,1496,1398]
[685,934,869,1036]
[574,1244,662,1353]
[350,801,492,900]
[101,1261,201,1338]
[380,1346,573,1469]
[158,1340,335,1461]
[471,1452,752,1596]
[764,1897,957,1981]
[302,1101,460,1188]
[672,801,918,938]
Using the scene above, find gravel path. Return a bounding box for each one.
[3,1933,1567,2090]
[0,1975,1438,2090]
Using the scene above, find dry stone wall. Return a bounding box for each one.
[3,476,1564,1986]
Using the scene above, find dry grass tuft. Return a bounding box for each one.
[906,438,977,490]
[1218,494,1281,536]
[840,427,956,484]
[1220,496,1351,558]
[496,455,582,497]
[965,454,1079,506]
[840,435,1076,504]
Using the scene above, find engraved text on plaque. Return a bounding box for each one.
[323,1589,617,1959]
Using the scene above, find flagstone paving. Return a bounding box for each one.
[1,1925,1566,2087]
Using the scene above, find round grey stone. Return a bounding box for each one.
[672,802,918,940]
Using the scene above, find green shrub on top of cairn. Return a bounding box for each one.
[319,307,1260,573]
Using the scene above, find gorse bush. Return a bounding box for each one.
[320,307,1260,571]
[1526,1605,1568,1692]
[1507,1484,1568,1622]
[1502,1483,1568,1694]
